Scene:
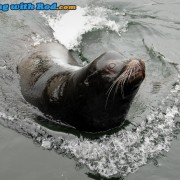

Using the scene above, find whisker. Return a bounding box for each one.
[105,70,128,109]
[114,68,133,99]
[106,78,118,95]
[137,63,141,70]
[105,79,119,109]
[127,68,132,81]
[121,78,126,98]
[113,77,122,98]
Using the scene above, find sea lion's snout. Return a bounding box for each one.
[125,59,145,85]
[100,58,145,101]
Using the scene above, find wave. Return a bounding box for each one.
[41,6,128,51]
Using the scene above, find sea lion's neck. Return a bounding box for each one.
[46,73,70,103]
[69,64,90,88]
[45,64,86,104]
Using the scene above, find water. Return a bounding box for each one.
[0,0,180,179]
[0,125,89,180]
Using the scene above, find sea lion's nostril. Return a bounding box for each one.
[108,63,116,69]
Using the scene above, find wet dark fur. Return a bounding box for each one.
[18,43,145,132]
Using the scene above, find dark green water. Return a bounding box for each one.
[0,0,180,179]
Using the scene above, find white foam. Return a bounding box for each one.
[41,7,128,50]
[0,112,14,121]
[52,58,81,70]
[0,66,7,70]
[31,33,52,46]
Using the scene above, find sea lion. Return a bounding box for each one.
[18,42,145,132]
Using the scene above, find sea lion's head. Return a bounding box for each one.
[71,51,145,132]
[84,51,145,98]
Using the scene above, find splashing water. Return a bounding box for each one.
[1,76,179,177]
[29,6,180,178]
[31,33,53,46]
[40,6,128,50]
[58,78,180,177]
[30,29,180,177]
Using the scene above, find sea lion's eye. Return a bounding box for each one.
[108,63,116,70]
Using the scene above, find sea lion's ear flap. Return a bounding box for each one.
[83,78,89,87]
[87,61,97,74]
